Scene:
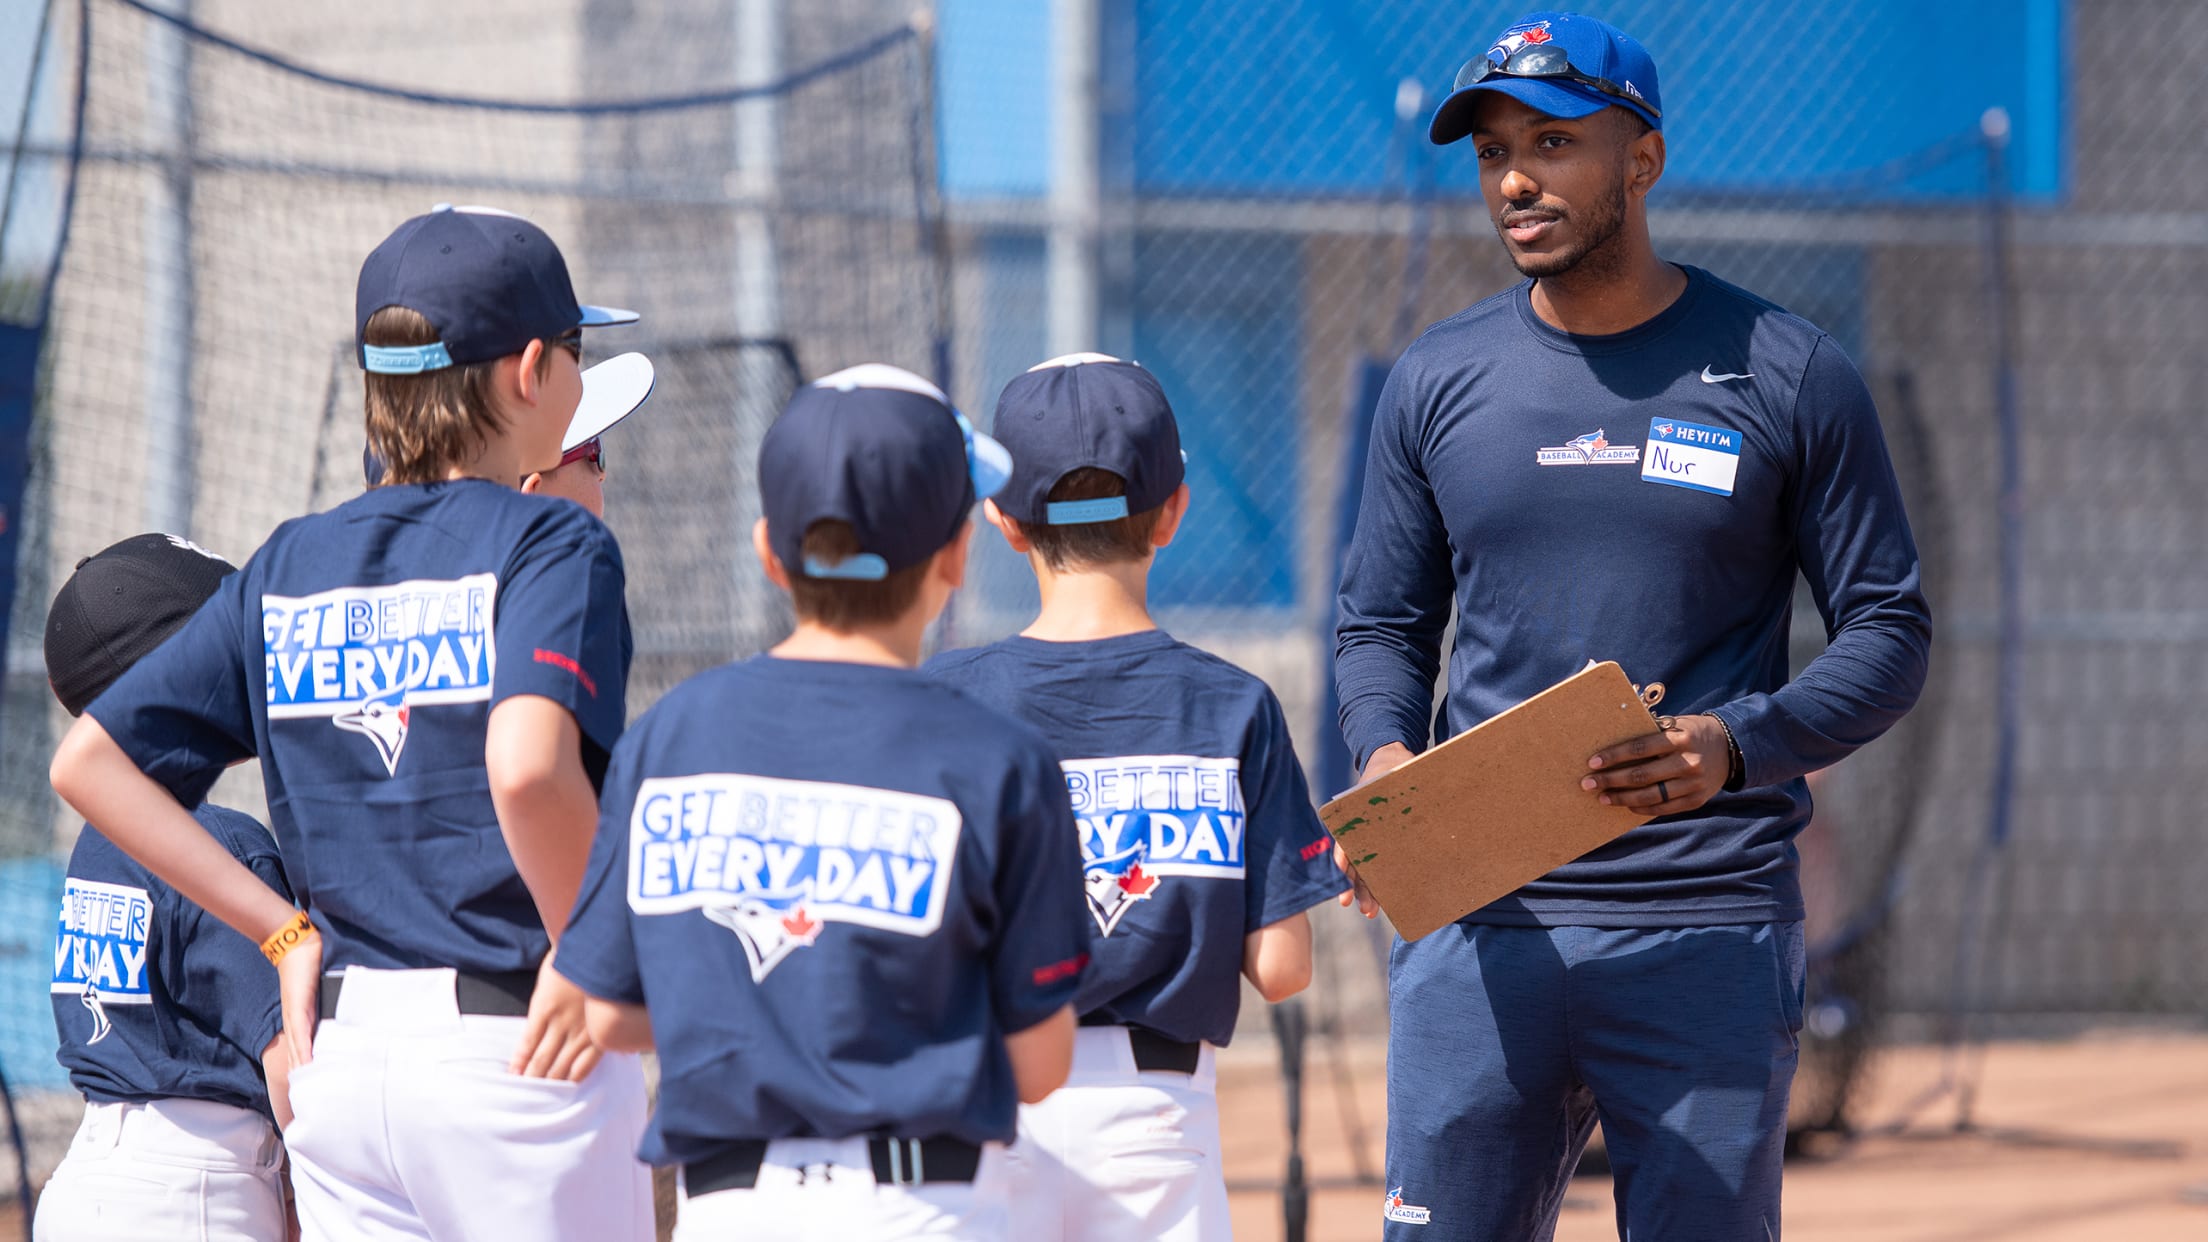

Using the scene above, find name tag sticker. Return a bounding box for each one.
[1641,418,1741,496]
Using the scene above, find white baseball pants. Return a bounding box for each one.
[34,1096,285,1242]
[281,967,652,1242]
[1005,1026,1230,1242]
[673,1137,1012,1241]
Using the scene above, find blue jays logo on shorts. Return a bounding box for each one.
[1061,755,1245,936]
[54,878,153,1040]
[627,773,963,982]
[1383,1186,1432,1226]
[262,574,498,775]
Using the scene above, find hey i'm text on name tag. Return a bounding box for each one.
[1642,417,1741,496]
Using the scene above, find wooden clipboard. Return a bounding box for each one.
[1320,661,1660,940]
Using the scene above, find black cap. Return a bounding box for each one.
[46,533,238,716]
[759,364,1012,581]
[355,205,637,375]
[990,354,1185,527]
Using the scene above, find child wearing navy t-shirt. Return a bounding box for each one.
[925,354,1348,1242]
[37,534,296,1242]
[50,207,654,1242]
[557,364,1090,1242]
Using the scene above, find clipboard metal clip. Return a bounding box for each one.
[1636,681,1675,731]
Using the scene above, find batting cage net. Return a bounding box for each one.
[4,0,2208,1232]
[0,0,936,1206]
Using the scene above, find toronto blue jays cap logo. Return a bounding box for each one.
[1488,18,1552,64]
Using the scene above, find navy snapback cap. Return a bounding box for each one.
[1430,11,1662,145]
[355,205,637,375]
[759,364,1012,581]
[990,353,1184,527]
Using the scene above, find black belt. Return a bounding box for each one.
[317,968,536,1022]
[1076,1017,1203,1074]
[682,1136,982,1197]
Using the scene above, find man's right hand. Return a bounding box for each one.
[1334,742,1415,919]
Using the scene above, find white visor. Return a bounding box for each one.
[566,352,655,450]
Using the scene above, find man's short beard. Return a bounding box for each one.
[1499,174,1629,281]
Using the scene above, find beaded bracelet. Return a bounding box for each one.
[1713,714,1746,792]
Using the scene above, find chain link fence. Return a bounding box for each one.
[0,0,937,1200]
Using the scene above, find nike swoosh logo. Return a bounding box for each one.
[1701,365,1754,383]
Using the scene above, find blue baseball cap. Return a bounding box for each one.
[355,205,637,374]
[1430,12,1662,145]
[759,364,1013,581]
[989,353,1184,527]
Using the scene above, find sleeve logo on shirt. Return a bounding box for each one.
[261,574,498,776]
[53,879,154,1036]
[1536,428,1641,466]
[627,773,963,982]
[1062,755,1245,936]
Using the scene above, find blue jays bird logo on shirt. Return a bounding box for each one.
[53,878,153,1037]
[1082,839,1161,936]
[262,574,497,775]
[81,984,113,1045]
[1061,755,1245,936]
[1537,428,1640,467]
[699,883,826,982]
[627,773,962,981]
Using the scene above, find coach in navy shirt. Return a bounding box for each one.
[1335,13,1930,1240]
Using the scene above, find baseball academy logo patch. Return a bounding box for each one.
[1536,428,1640,467]
[1383,1186,1433,1226]
[1062,755,1245,937]
[262,574,498,775]
[54,878,154,1043]
[627,773,962,982]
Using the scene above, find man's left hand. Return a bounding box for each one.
[1583,714,1731,816]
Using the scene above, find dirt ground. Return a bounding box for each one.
[1218,1029,2208,1241]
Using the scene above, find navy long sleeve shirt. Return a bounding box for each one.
[1335,266,1931,926]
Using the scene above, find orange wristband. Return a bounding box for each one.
[260,911,316,965]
